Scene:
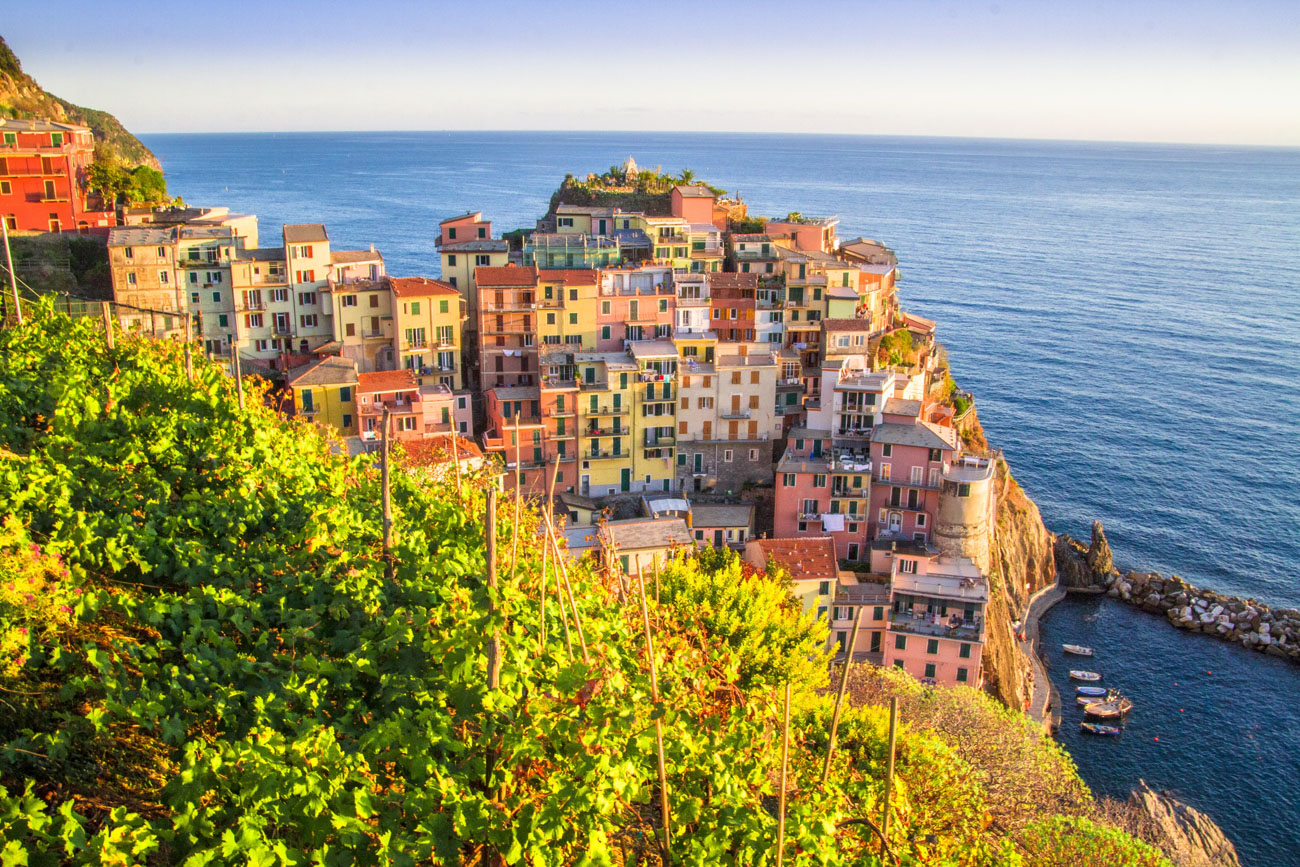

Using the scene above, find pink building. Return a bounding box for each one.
[882,552,987,688]
[355,369,455,444]
[762,216,839,253]
[437,211,492,247]
[597,266,675,349]
[774,428,872,562]
[670,185,715,225]
[868,409,958,546]
[476,265,539,388]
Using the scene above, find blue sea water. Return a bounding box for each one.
[141,131,1300,864]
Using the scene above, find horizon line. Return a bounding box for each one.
[133,128,1300,151]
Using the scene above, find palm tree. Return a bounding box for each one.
[679,168,696,184]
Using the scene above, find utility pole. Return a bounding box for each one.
[2,217,21,325]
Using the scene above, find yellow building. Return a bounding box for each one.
[538,269,599,351]
[573,351,637,497]
[391,277,465,390]
[286,356,359,437]
[645,216,692,270]
[629,340,679,495]
[330,278,396,372]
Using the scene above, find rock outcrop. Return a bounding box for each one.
[1054,521,1118,591]
[1129,781,1240,867]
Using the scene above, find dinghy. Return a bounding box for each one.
[1076,686,1109,697]
[1069,670,1102,681]
[1063,644,1094,656]
[1081,722,1121,736]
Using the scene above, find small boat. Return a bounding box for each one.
[1070,670,1102,682]
[1076,686,1109,697]
[1084,696,1133,720]
[1063,644,1094,656]
[1081,722,1121,736]
[1076,689,1119,707]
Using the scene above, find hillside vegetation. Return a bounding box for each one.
[0,305,1168,864]
[0,35,161,172]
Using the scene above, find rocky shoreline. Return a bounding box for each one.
[1055,521,1300,665]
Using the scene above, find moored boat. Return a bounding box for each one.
[1084,696,1133,720]
[1063,644,1094,656]
[1081,722,1121,736]
[1076,686,1109,697]
[1070,670,1102,681]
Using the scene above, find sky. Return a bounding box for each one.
[7,0,1300,146]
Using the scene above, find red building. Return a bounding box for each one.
[0,119,115,234]
[709,273,758,342]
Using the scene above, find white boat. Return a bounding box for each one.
[1070,670,1102,682]
[1063,644,1094,656]
[1076,686,1109,697]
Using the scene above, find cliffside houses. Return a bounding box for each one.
[0,119,115,234]
[106,170,999,689]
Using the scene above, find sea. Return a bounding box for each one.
[141,131,1300,865]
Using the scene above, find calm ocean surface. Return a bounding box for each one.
[142,131,1300,864]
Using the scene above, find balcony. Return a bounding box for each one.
[676,296,710,307]
[832,486,869,498]
[273,324,294,337]
[402,339,428,350]
[875,475,940,491]
[584,450,625,461]
[889,612,984,643]
[644,434,676,447]
[778,377,802,387]
[237,300,266,312]
[578,380,609,392]
[542,378,578,390]
[721,409,752,420]
[587,405,628,416]
[583,424,629,437]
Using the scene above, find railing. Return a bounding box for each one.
[402,340,428,350]
[645,435,676,446]
[3,166,66,176]
[875,475,939,491]
[584,450,625,461]
[721,409,751,420]
[889,613,983,642]
[587,405,628,415]
[584,425,629,437]
[578,380,608,391]
[778,377,802,386]
[543,378,578,390]
[273,325,294,336]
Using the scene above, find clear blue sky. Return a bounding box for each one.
[8,0,1299,145]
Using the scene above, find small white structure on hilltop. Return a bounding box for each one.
[622,155,638,176]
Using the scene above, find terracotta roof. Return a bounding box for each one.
[475,265,539,287]
[286,355,358,388]
[753,537,838,582]
[537,268,599,285]
[440,211,482,225]
[331,249,383,264]
[284,224,328,243]
[709,273,759,290]
[823,318,876,333]
[357,369,419,394]
[390,276,459,297]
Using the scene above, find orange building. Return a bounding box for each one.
[0,119,115,233]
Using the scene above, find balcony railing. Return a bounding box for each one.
[584,450,625,461]
[875,475,940,491]
[889,612,983,642]
[578,380,608,391]
[584,425,629,437]
[587,405,628,415]
[721,409,752,420]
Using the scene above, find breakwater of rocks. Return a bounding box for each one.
[1054,521,1300,665]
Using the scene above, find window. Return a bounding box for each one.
[798,521,807,532]
[217,314,229,328]
[342,414,352,429]
[894,634,906,650]
[816,606,827,620]
[447,254,457,266]
[899,559,917,574]
[749,448,758,461]
[211,291,221,303]
[569,313,577,325]
[190,292,199,304]
[475,255,491,266]
[126,272,137,285]
[410,302,420,315]
[439,299,449,314]
[959,643,971,659]
[723,449,733,462]
[558,217,574,228]
[783,473,795,486]
[924,663,936,679]
[51,132,64,147]
[295,270,316,283]
[818,581,831,595]
[927,639,939,655]
[297,245,313,258]
[246,313,263,328]
[270,288,288,303]
[448,228,457,240]
[882,444,892,458]
[813,474,826,488]
[874,606,884,621]
[298,292,317,306]
[159,271,169,284]
[399,416,417,431]
[600,325,610,339]
[340,387,352,402]
[300,314,318,328]
[956,668,969,683]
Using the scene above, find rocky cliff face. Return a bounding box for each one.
[1055,520,1116,590]
[1129,781,1241,867]
[0,35,159,170]
[966,409,1057,707]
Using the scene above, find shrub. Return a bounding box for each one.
[1018,816,1171,866]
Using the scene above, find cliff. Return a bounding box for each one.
[1128,781,1241,867]
[0,35,159,170]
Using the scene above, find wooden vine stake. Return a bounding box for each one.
[183,313,193,381]
[232,345,244,409]
[511,413,522,577]
[548,530,589,664]
[485,487,502,690]
[776,680,792,867]
[881,696,899,858]
[381,407,393,582]
[540,455,561,651]
[451,434,463,498]
[634,555,671,859]
[820,605,866,785]
[101,302,113,349]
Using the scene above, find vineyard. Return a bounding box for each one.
[0,304,1170,865]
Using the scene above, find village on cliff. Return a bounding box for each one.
[6,135,1007,695]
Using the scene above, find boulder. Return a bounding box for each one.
[1084,520,1114,577]
[1128,781,1240,867]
